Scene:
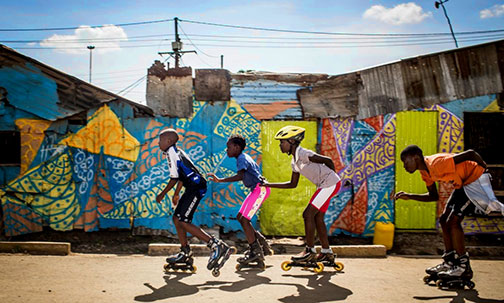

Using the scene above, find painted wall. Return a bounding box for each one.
[0,99,262,236]
[260,121,318,235]
[1,73,502,237]
[320,94,504,236]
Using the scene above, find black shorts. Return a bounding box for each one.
[174,184,207,223]
[442,187,476,220]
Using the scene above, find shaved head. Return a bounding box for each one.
[159,128,179,142]
[158,128,179,151]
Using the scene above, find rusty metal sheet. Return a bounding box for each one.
[194,69,231,101]
[231,79,304,120]
[298,73,359,118]
[357,63,408,119]
[0,45,153,121]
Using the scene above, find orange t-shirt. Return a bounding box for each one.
[420,153,484,189]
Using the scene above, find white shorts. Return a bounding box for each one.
[309,181,341,213]
[464,173,504,216]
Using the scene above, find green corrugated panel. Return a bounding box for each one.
[395,111,438,229]
[260,121,317,235]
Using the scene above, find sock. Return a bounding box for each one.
[321,248,332,254]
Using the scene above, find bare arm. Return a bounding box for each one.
[263,171,300,189]
[395,183,439,202]
[309,153,336,172]
[453,149,487,169]
[208,170,244,183]
[156,178,179,203]
[172,181,183,205]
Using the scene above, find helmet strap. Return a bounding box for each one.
[287,139,298,156]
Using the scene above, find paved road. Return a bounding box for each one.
[0,254,503,303]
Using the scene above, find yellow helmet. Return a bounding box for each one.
[274,125,305,142]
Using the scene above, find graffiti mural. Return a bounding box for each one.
[322,94,503,236]
[323,115,396,237]
[1,99,262,236]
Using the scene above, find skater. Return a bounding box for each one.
[156,128,233,276]
[208,134,272,270]
[263,125,342,266]
[395,145,504,287]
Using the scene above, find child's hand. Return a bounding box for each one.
[156,193,164,204]
[394,191,409,200]
[207,173,220,182]
[172,193,179,206]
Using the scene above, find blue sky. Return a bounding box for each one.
[1,1,504,104]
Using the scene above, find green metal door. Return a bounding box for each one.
[395,111,438,229]
[260,121,317,235]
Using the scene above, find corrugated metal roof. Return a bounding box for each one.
[231,79,304,119]
[0,45,153,121]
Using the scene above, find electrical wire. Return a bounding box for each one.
[178,23,219,58]
[179,18,504,37]
[0,19,173,32]
[116,75,146,95]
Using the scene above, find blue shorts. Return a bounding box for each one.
[174,183,207,223]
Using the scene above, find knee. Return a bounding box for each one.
[447,216,462,228]
[303,209,315,221]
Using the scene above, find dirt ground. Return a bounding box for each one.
[2,226,503,256]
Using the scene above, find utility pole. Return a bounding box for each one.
[158,17,196,68]
[435,0,458,48]
[87,45,95,83]
[221,55,224,69]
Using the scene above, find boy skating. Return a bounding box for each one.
[156,128,233,276]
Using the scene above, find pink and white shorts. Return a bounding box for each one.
[309,181,341,213]
[238,184,271,220]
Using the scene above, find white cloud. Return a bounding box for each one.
[363,2,432,25]
[480,4,504,19]
[40,25,127,54]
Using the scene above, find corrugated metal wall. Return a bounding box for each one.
[395,111,438,229]
[260,121,317,235]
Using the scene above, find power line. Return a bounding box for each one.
[178,23,219,58]
[181,33,504,44]
[117,75,146,95]
[0,19,173,32]
[5,31,504,45]
[179,18,504,37]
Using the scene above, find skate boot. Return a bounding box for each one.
[291,246,317,263]
[317,248,344,272]
[166,245,192,263]
[423,250,456,285]
[281,246,324,273]
[236,240,266,271]
[255,231,274,256]
[437,252,475,289]
[163,245,196,273]
[207,237,236,277]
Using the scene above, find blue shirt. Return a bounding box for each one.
[236,153,263,189]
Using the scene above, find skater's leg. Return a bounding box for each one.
[303,204,319,247]
[173,216,189,247]
[439,212,454,252]
[315,211,329,249]
[178,220,211,243]
[237,213,257,244]
[447,214,466,255]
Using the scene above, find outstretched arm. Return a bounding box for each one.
[453,149,487,169]
[309,154,336,172]
[208,170,244,183]
[395,183,439,202]
[263,171,300,189]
